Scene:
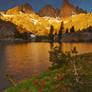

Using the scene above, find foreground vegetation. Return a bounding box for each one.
[5,46,92,92]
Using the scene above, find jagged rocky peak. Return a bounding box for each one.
[38,5,55,17]
[59,0,86,18]
[59,0,77,17]
[6,6,20,15]
[38,5,60,17]
[20,3,34,14]
[76,6,87,14]
[63,0,70,5]
[6,3,34,15]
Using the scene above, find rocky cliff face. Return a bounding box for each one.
[0,19,32,40]
[55,8,60,17]
[76,6,87,14]
[38,0,86,18]
[38,5,60,17]
[0,19,17,39]
[60,0,86,18]
[5,2,86,17]
[60,0,77,17]
[19,3,34,14]
[6,3,34,15]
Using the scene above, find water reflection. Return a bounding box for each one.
[49,42,92,54]
[5,43,51,78]
[62,43,92,54]
[0,42,92,91]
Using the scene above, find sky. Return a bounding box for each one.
[0,0,92,13]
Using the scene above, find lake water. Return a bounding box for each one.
[0,42,92,91]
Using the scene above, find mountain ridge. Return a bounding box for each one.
[0,12,92,35]
[0,1,91,36]
[0,0,86,18]
[6,3,34,15]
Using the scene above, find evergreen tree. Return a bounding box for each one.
[65,28,69,33]
[58,21,64,42]
[49,25,54,42]
[70,26,75,33]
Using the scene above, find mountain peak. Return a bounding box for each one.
[20,3,34,14]
[6,3,34,15]
[38,5,55,17]
[38,5,60,17]
[59,0,76,17]
[63,0,69,4]
[59,0,86,18]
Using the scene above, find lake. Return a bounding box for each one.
[0,42,92,91]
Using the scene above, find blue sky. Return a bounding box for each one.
[0,0,92,13]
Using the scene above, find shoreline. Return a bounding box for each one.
[4,53,92,92]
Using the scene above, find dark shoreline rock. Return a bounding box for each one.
[0,19,32,41]
[62,30,92,42]
[0,19,18,39]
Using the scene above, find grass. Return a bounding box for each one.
[5,53,92,92]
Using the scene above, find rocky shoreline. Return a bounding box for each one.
[1,31,92,43]
[0,18,92,43]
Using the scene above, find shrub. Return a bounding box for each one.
[49,46,78,66]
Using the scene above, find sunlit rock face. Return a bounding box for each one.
[38,5,60,17]
[6,6,20,15]
[60,0,77,17]
[59,0,86,18]
[6,3,34,15]
[19,3,34,14]
[55,8,60,17]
